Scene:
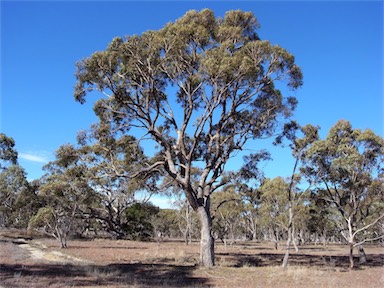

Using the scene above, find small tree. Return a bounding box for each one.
[30,145,95,247]
[172,195,196,244]
[279,123,318,268]
[74,9,302,266]
[0,165,29,227]
[302,120,384,268]
[238,184,263,241]
[258,177,289,249]
[0,133,32,227]
[211,187,243,247]
[236,152,270,242]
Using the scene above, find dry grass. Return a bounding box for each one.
[1,229,383,287]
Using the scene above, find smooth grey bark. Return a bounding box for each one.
[349,242,355,269]
[198,206,215,267]
[282,206,294,268]
[185,204,192,245]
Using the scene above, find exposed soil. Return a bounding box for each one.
[1,230,383,287]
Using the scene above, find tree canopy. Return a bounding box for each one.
[0,133,18,170]
[74,9,303,266]
[301,120,384,268]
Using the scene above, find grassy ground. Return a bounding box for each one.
[0,229,383,287]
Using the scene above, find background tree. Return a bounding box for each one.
[258,177,289,249]
[307,191,340,245]
[76,123,155,239]
[239,185,262,241]
[123,202,159,241]
[235,150,272,241]
[279,123,318,268]
[281,175,310,268]
[0,133,18,170]
[29,144,95,247]
[163,170,202,244]
[211,187,243,247]
[9,180,42,229]
[171,194,198,244]
[74,9,303,266]
[0,133,33,227]
[302,120,384,268]
[151,208,180,241]
[0,165,31,227]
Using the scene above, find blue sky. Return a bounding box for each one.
[1,0,383,192]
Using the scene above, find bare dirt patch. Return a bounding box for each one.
[1,230,383,287]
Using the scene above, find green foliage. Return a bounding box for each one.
[123,202,159,241]
[303,120,383,186]
[211,187,243,242]
[31,144,96,246]
[74,9,303,266]
[9,182,42,228]
[0,133,18,170]
[28,207,55,230]
[307,190,339,238]
[259,177,290,229]
[74,8,303,212]
[151,209,180,238]
[0,134,33,228]
[302,120,384,267]
[75,123,156,239]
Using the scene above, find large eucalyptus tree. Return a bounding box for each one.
[74,9,303,266]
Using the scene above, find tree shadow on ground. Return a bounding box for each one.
[216,252,384,270]
[0,262,210,287]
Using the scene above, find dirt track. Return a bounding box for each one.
[0,236,91,264]
[18,241,93,264]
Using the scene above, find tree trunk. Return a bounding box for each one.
[61,236,67,248]
[252,228,257,242]
[349,242,354,269]
[198,206,215,267]
[184,204,192,245]
[292,223,299,252]
[322,229,327,247]
[282,204,295,268]
[272,241,277,250]
[250,217,257,241]
[358,244,366,264]
[55,225,67,248]
[282,236,291,268]
[282,224,293,268]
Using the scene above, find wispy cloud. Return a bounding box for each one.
[19,152,51,163]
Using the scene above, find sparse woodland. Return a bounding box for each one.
[1,10,383,272]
